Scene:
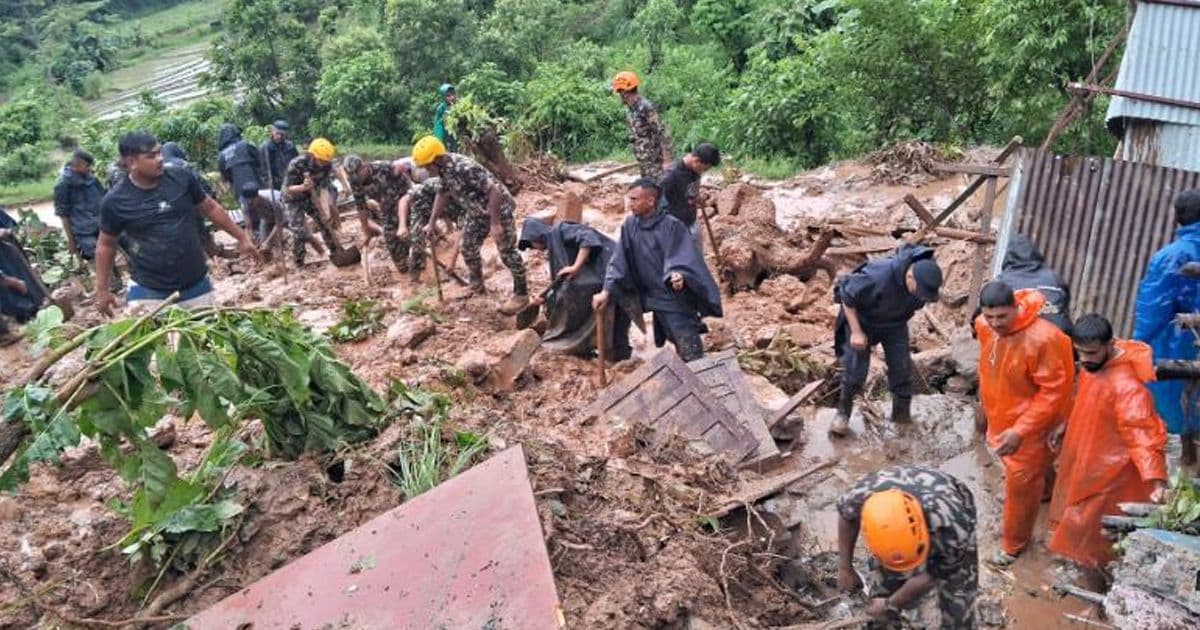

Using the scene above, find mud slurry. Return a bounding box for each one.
[0,149,1085,628]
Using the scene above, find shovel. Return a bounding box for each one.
[515,276,565,330]
[329,245,362,267]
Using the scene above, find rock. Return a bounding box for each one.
[715,183,757,217]
[744,373,789,412]
[0,496,21,521]
[1109,529,1200,613]
[557,185,585,223]
[943,375,974,394]
[387,316,435,350]
[455,329,541,391]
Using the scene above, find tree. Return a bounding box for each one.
[206,0,324,130]
[631,0,683,72]
[315,32,405,141]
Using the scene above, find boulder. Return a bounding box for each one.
[557,184,585,223]
[455,329,541,391]
[387,316,436,350]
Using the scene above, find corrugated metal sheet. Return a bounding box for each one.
[1119,119,1200,171]
[993,149,1200,336]
[1105,1,1200,130]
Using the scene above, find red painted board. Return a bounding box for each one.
[187,445,563,629]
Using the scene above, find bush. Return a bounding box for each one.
[0,144,56,183]
[315,34,404,141]
[0,100,44,153]
[517,43,624,160]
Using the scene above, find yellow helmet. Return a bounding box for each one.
[860,488,930,573]
[308,137,335,162]
[412,136,447,168]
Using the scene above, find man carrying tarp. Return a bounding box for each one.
[412,136,529,315]
[95,132,259,315]
[593,178,721,362]
[831,244,944,436]
[1048,313,1167,573]
[612,71,673,180]
[1134,189,1200,471]
[518,217,630,358]
[836,466,978,629]
[975,281,1075,566]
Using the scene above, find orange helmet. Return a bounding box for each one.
[860,488,930,572]
[611,71,640,92]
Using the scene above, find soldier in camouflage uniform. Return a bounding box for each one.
[397,177,466,280]
[281,139,351,266]
[344,155,411,272]
[413,137,529,315]
[836,466,978,629]
[612,71,673,181]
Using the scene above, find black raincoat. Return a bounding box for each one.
[604,208,722,318]
[216,124,263,193]
[0,208,48,323]
[833,244,936,357]
[997,233,1072,334]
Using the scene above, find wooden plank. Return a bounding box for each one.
[902,194,937,226]
[766,379,825,428]
[966,177,998,315]
[908,136,1022,243]
[827,243,898,256]
[933,227,995,244]
[932,163,1010,177]
[711,458,839,518]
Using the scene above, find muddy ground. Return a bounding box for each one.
[0,152,1102,628]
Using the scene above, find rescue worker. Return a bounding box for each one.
[397,176,466,282]
[53,148,119,290]
[836,466,978,629]
[993,233,1072,335]
[1048,314,1168,571]
[281,138,355,267]
[612,71,673,180]
[831,245,944,436]
[261,120,298,190]
[1134,189,1200,470]
[519,217,630,359]
[95,131,259,316]
[239,183,285,248]
[412,136,529,315]
[433,84,459,152]
[659,143,721,253]
[975,281,1075,566]
[0,207,49,344]
[344,155,408,272]
[216,123,264,228]
[593,178,721,362]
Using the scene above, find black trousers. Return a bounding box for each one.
[653,310,705,362]
[837,320,913,399]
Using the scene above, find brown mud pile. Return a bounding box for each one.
[0,150,1078,629]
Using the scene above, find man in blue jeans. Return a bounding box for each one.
[1134,189,1200,470]
[95,132,259,316]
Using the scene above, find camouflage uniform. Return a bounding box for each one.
[403,178,466,275]
[837,466,978,630]
[282,154,344,266]
[438,153,527,294]
[625,96,673,180]
[353,160,412,271]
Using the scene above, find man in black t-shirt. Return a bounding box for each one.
[95,132,259,316]
[659,143,720,253]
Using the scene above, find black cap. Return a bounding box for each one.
[240,182,260,199]
[273,120,289,131]
[910,259,943,302]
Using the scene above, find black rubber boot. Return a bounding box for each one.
[830,389,853,437]
[890,396,913,424]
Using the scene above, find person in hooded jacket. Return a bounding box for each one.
[993,234,1072,335]
[594,178,721,362]
[261,120,298,190]
[53,149,105,265]
[216,123,265,233]
[1047,314,1167,572]
[519,217,631,359]
[433,84,459,152]
[975,281,1075,566]
[831,244,944,436]
[0,206,49,344]
[1134,189,1200,470]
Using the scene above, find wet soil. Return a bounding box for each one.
[0,150,1091,628]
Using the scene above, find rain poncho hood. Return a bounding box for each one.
[1048,339,1167,568]
[604,208,722,318]
[161,141,189,162]
[1133,221,1200,435]
[975,288,1076,555]
[217,123,242,150]
[998,234,1071,334]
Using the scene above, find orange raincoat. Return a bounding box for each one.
[1048,340,1167,568]
[975,289,1075,555]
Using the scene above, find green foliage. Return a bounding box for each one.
[520,42,624,159]
[315,33,404,141]
[85,96,239,172]
[0,307,390,573]
[0,144,57,185]
[328,298,386,342]
[0,99,44,152]
[1136,471,1200,535]
[400,291,445,324]
[386,380,487,498]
